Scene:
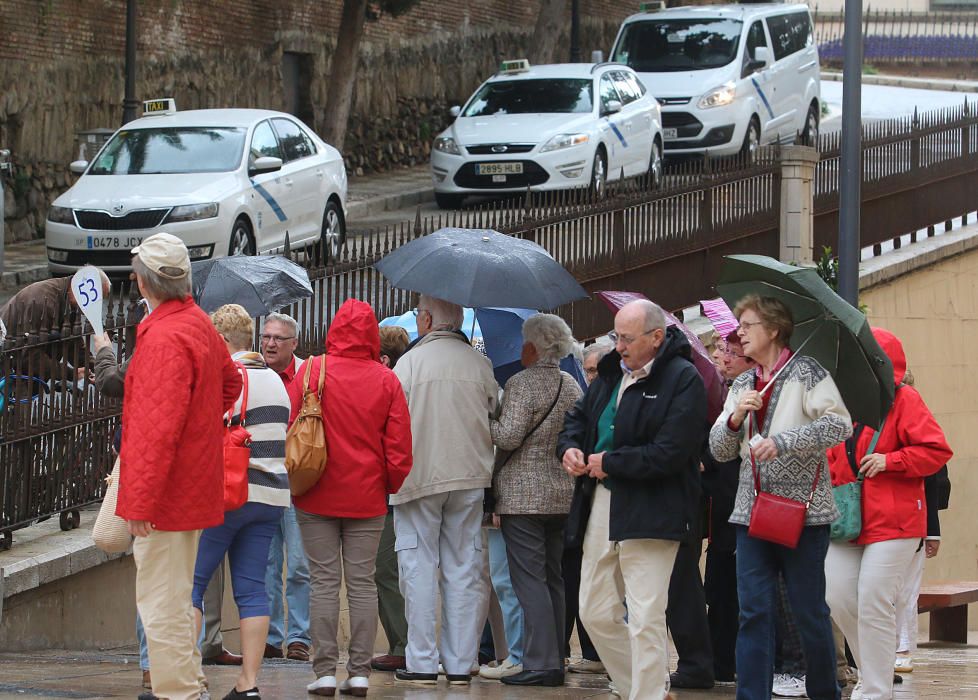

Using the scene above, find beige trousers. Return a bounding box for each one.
[579,486,679,700]
[133,528,204,700]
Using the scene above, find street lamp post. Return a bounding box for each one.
[121,0,139,125]
[0,150,9,280]
[838,0,863,307]
[570,0,581,62]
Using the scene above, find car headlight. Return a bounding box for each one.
[698,84,737,110]
[47,205,75,226]
[540,134,590,153]
[164,203,219,223]
[433,136,461,155]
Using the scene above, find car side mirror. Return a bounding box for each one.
[602,100,623,116]
[69,160,89,174]
[249,156,283,176]
[753,46,771,68]
[449,105,461,118]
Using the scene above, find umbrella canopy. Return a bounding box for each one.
[700,297,739,340]
[380,308,482,342]
[373,227,588,310]
[192,255,313,317]
[716,254,894,429]
[595,291,726,423]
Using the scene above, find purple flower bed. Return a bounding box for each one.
[819,34,978,61]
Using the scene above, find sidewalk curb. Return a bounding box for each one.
[823,71,978,94]
[346,184,434,221]
[1,264,49,290]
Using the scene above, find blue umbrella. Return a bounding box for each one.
[380,308,482,342]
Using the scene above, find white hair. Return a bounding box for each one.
[264,312,298,338]
[418,295,464,331]
[583,339,614,363]
[622,299,667,332]
[132,256,191,301]
[522,313,576,364]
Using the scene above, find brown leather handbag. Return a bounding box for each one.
[285,356,328,496]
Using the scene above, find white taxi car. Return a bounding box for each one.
[430,60,663,209]
[46,99,348,275]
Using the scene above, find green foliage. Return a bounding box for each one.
[418,121,432,143]
[862,64,880,75]
[815,245,839,291]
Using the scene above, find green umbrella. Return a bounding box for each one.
[717,254,894,429]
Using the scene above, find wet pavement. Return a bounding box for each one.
[2,642,977,699]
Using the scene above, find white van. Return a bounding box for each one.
[610,3,820,158]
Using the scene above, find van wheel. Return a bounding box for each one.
[740,118,760,160]
[802,104,819,148]
[228,217,255,256]
[648,138,663,189]
[590,148,607,198]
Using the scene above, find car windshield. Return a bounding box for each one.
[613,18,743,72]
[88,127,246,175]
[462,79,594,116]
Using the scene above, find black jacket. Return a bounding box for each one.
[558,326,708,546]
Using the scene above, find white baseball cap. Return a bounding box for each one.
[132,232,190,279]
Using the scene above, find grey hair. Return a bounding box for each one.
[132,255,192,301]
[264,312,298,338]
[583,339,614,363]
[522,313,576,364]
[419,294,464,331]
[635,299,667,332]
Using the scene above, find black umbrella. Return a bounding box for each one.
[372,228,588,310]
[191,255,313,317]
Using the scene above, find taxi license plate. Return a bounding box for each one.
[476,162,523,176]
[663,128,678,140]
[87,235,143,250]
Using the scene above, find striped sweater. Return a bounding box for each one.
[231,351,292,507]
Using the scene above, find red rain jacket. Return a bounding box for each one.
[827,328,952,544]
[117,296,242,531]
[293,299,412,519]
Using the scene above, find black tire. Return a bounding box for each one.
[321,199,346,260]
[590,148,607,198]
[435,192,465,210]
[740,117,761,160]
[649,138,663,189]
[802,103,819,148]
[228,217,255,256]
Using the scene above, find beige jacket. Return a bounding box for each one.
[390,330,499,505]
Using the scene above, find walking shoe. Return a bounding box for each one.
[221,688,260,700]
[850,678,864,700]
[339,676,369,697]
[138,693,158,700]
[500,669,565,686]
[447,674,472,685]
[438,662,479,676]
[203,648,244,666]
[142,670,152,689]
[371,654,405,672]
[567,658,606,674]
[669,671,714,689]
[772,673,808,697]
[263,643,283,659]
[306,675,337,697]
[608,681,621,697]
[286,642,311,661]
[894,655,913,673]
[479,659,523,679]
[394,670,438,685]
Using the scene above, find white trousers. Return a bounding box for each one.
[825,538,919,700]
[579,486,678,700]
[894,544,925,654]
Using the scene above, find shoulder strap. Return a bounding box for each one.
[234,361,249,426]
[301,356,314,393]
[844,414,889,482]
[317,355,326,396]
[496,375,564,471]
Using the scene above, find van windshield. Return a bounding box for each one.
[613,18,743,72]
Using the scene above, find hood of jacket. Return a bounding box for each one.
[872,327,906,386]
[326,299,380,361]
[596,324,693,380]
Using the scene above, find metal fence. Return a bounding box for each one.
[2,105,977,549]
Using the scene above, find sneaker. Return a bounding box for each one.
[394,669,438,685]
[608,680,621,697]
[895,655,913,673]
[568,658,606,674]
[479,659,523,679]
[306,676,337,697]
[851,678,864,700]
[772,673,808,697]
[339,676,369,697]
[221,688,260,700]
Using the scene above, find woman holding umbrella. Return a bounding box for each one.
[709,294,852,700]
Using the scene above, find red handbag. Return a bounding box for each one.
[223,363,252,512]
[746,417,820,549]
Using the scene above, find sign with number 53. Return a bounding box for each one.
[71,266,105,338]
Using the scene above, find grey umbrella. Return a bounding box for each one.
[372,228,588,310]
[191,254,313,317]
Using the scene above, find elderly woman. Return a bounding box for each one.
[191,303,293,700]
[490,313,582,688]
[709,295,852,700]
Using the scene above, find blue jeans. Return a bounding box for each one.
[265,505,312,647]
[488,527,524,665]
[735,525,840,700]
[193,502,283,619]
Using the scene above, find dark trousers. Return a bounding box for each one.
[704,546,738,681]
[562,544,600,661]
[500,514,566,671]
[374,512,408,656]
[666,535,714,681]
[735,525,840,700]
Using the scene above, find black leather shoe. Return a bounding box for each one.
[393,670,438,685]
[500,669,565,687]
[669,671,715,689]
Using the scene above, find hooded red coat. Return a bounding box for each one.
[292,299,413,519]
[826,328,952,544]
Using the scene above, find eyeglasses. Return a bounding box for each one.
[608,329,654,346]
[738,320,764,333]
[721,347,747,359]
[260,334,295,344]
[584,367,599,378]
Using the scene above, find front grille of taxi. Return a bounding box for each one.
[454,161,549,189]
[75,208,170,231]
[662,112,704,138]
[465,144,536,155]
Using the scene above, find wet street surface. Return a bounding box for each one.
[2,642,977,699]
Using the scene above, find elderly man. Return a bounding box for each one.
[258,312,312,661]
[391,295,499,686]
[558,299,707,700]
[118,233,242,700]
[581,339,614,387]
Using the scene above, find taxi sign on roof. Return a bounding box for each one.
[640,1,665,11]
[499,59,530,74]
[143,98,177,116]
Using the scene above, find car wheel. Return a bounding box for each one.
[321,200,346,260]
[649,138,663,189]
[435,192,465,210]
[802,104,819,148]
[590,148,607,198]
[740,117,760,160]
[228,217,255,256]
